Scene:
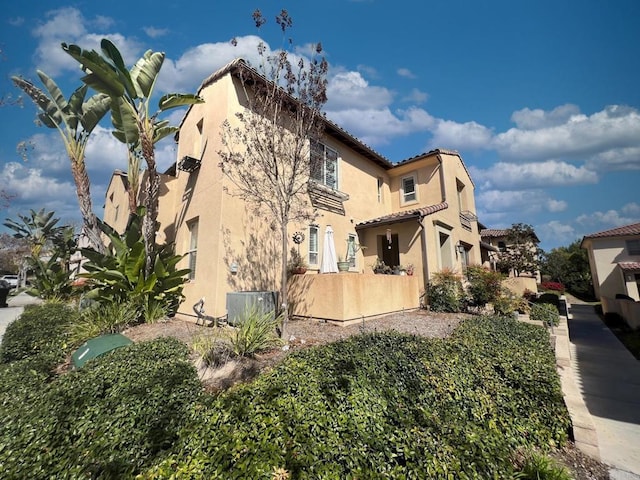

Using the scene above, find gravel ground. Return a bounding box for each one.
[123,309,610,480]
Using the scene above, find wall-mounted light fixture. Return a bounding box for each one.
[230,262,238,275]
[386,229,392,249]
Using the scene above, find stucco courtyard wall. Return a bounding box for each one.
[289,273,420,324]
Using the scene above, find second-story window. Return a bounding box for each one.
[311,140,338,189]
[401,175,417,204]
[627,239,640,256]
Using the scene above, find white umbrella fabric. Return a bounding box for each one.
[320,225,339,273]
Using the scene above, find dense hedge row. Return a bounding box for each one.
[143,317,570,479]
[0,337,203,479]
[0,303,78,364]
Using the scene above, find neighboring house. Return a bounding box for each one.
[581,222,640,302]
[480,226,541,294]
[103,59,481,322]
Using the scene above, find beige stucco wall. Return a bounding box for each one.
[584,236,639,301]
[289,272,420,323]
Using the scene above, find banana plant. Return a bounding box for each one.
[80,209,190,320]
[62,39,204,275]
[12,73,111,255]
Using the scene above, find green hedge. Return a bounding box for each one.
[530,303,560,326]
[0,337,202,479]
[144,317,570,479]
[0,303,78,364]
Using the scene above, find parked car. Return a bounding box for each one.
[1,275,18,288]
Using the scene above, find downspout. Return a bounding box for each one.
[436,153,447,203]
[418,215,429,291]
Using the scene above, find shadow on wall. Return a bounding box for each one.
[221,215,280,292]
[287,273,316,320]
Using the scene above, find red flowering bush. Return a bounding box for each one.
[541,282,565,294]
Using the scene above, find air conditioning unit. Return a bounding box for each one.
[177,155,201,173]
[226,291,278,326]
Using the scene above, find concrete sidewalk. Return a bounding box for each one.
[566,302,640,478]
[0,291,42,342]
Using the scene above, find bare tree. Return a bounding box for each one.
[219,9,328,338]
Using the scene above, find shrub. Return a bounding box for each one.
[465,265,504,308]
[517,450,572,480]
[426,269,464,312]
[541,281,565,294]
[493,289,520,316]
[144,318,570,479]
[531,303,560,326]
[227,306,283,357]
[68,300,141,346]
[0,337,202,479]
[0,303,78,364]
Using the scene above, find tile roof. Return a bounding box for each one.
[583,222,640,239]
[356,202,448,229]
[618,262,640,272]
[480,229,510,238]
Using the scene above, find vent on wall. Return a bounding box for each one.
[178,155,201,173]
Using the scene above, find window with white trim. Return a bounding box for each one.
[401,175,417,204]
[347,234,357,268]
[627,239,640,256]
[309,225,319,265]
[310,140,338,189]
[377,177,384,203]
[187,218,199,280]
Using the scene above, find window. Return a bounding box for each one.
[194,119,204,157]
[309,225,319,265]
[187,219,199,280]
[456,179,466,211]
[310,140,338,189]
[627,239,640,256]
[498,241,506,252]
[401,175,417,204]
[347,234,357,268]
[377,177,384,203]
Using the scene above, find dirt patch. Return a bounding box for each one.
[122,310,611,479]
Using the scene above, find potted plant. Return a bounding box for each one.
[405,264,414,276]
[337,255,351,272]
[372,257,391,274]
[287,247,307,275]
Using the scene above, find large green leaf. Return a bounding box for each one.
[124,242,145,282]
[36,70,68,115]
[153,125,179,144]
[100,38,138,100]
[80,93,111,133]
[111,96,139,145]
[66,84,89,132]
[62,43,125,97]
[130,50,165,98]
[158,93,203,112]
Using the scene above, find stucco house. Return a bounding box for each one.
[581,222,640,328]
[103,59,481,323]
[479,226,541,295]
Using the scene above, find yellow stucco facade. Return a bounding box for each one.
[103,61,483,322]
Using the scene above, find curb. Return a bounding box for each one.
[554,303,601,461]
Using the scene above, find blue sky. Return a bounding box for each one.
[1,0,639,252]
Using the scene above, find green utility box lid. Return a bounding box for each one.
[71,333,133,368]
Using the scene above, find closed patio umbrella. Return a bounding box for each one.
[321,225,339,273]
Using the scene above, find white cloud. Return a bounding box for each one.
[402,88,428,104]
[585,146,640,171]
[327,107,434,146]
[493,105,640,169]
[158,35,263,93]
[511,104,581,130]
[31,7,142,75]
[144,26,169,38]
[546,199,568,212]
[326,71,394,110]
[8,17,24,27]
[1,161,75,203]
[397,68,416,79]
[576,208,640,228]
[622,202,640,216]
[428,119,493,151]
[537,221,578,247]
[470,160,598,189]
[476,189,566,215]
